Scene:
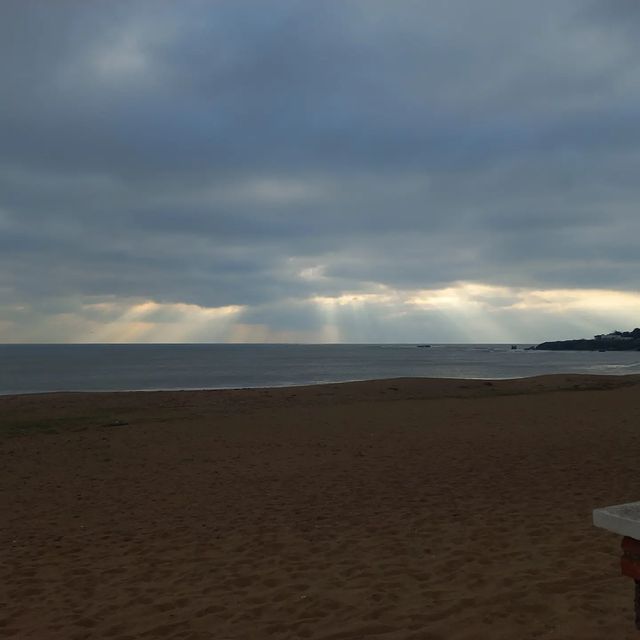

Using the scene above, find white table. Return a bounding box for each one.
[593,502,640,539]
[594,501,640,629]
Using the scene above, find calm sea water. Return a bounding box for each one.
[2,343,640,396]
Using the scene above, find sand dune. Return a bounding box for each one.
[2,374,640,639]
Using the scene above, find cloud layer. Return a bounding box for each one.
[2,1,639,342]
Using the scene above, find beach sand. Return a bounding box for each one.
[2,374,640,639]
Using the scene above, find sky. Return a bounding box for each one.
[1,0,640,343]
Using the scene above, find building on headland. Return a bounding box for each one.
[594,329,640,341]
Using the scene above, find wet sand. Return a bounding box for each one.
[2,374,640,639]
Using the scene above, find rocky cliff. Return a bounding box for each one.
[535,328,640,351]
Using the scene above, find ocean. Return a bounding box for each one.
[2,343,640,396]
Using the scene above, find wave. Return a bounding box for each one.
[585,362,640,371]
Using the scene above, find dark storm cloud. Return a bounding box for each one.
[2,0,640,340]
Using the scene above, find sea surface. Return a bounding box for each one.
[2,343,640,396]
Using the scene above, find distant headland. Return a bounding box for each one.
[534,328,640,351]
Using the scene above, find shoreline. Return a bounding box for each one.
[4,374,640,638]
[3,371,640,400]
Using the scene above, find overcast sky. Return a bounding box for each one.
[1,0,639,343]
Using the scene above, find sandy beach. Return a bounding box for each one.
[2,374,640,639]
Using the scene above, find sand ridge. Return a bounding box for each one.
[2,374,640,639]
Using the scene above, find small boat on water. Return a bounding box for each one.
[511,345,517,349]
[416,344,431,348]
